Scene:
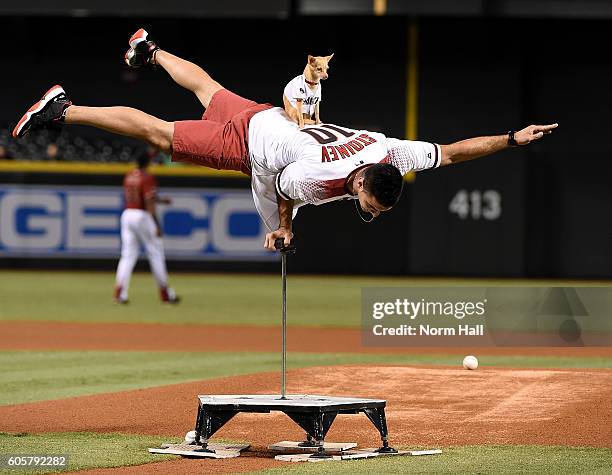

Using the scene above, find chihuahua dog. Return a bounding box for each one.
[283,54,333,128]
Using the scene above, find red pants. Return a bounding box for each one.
[172,89,272,176]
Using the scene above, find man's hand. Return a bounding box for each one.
[264,227,293,250]
[514,123,558,145]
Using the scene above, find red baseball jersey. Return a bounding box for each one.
[123,169,157,210]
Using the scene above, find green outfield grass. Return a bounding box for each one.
[2,350,611,406]
[0,271,400,327]
[1,432,611,475]
[2,271,609,327]
[0,432,174,474]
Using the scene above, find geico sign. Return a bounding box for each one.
[0,186,272,259]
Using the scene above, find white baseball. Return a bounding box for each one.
[184,430,197,444]
[462,355,478,370]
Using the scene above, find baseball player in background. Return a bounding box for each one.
[114,151,180,304]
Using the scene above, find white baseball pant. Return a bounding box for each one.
[115,208,169,300]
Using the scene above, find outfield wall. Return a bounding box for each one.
[0,162,576,278]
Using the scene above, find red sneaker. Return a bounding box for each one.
[125,28,159,68]
[160,287,181,304]
[114,286,128,305]
[12,85,71,138]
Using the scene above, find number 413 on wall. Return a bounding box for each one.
[448,189,501,220]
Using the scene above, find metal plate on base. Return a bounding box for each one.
[197,394,386,412]
[149,442,249,459]
[270,441,357,453]
[275,449,442,462]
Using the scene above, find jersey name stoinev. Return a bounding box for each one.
[319,133,378,162]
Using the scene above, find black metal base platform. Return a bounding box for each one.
[192,394,397,457]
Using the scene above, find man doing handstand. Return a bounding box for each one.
[13,28,557,250]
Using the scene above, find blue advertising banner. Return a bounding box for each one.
[0,185,275,261]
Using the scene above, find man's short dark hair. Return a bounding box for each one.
[363,163,403,208]
[135,149,151,169]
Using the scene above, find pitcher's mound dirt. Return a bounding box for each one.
[2,365,611,448]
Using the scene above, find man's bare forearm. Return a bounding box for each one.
[440,135,508,165]
[277,193,294,231]
[439,124,558,166]
[263,193,295,250]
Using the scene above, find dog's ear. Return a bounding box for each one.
[308,55,316,66]
[326,53,334,62]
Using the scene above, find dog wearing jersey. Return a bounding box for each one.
[283,54,333,129]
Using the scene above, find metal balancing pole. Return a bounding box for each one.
[275,238,294,400]
[281,249,287,399]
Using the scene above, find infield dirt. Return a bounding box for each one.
[2,321,612,356]
[2,321,611,473]
[1,365,611,474]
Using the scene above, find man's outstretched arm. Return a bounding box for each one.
[440,123,558,166]
[264,193,294,250]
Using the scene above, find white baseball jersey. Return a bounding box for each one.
[248,107,441,231]
[283,74,321,118]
